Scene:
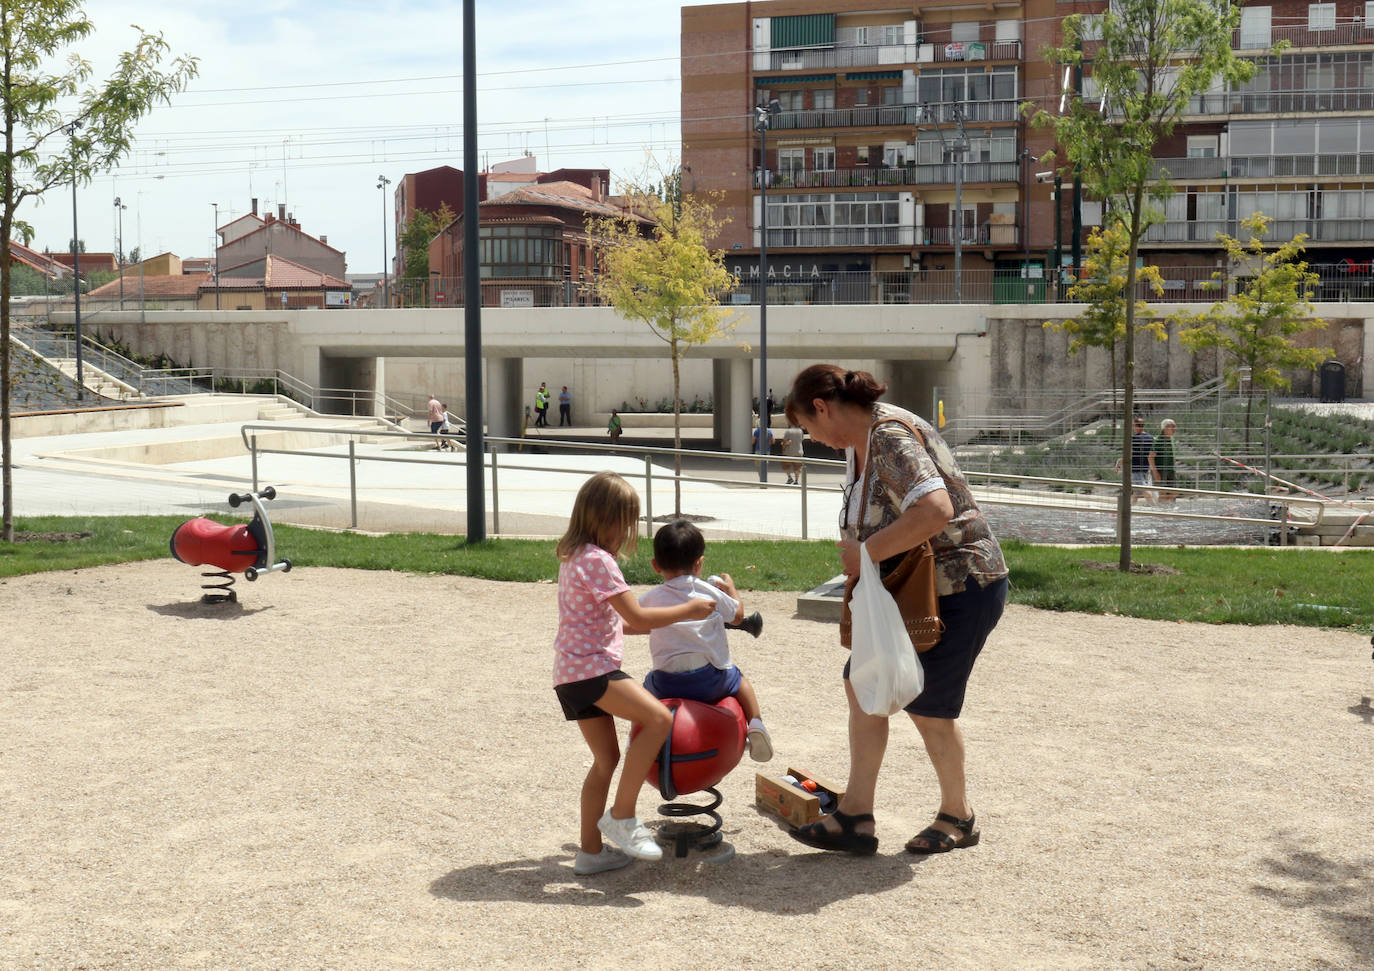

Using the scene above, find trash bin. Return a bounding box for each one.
[1319,360,1346,403]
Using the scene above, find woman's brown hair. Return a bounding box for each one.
[784,364,887,423]
[556,471,641,560]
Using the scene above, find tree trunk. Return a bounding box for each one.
[671,336,682,516]
[1119,186,1147,572]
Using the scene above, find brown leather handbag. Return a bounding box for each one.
[839,416,945,654]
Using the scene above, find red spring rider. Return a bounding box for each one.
[629,696,747,858]
[170,487,292,603]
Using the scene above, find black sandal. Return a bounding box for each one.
[789,810,879,856]
[905,811,980,855]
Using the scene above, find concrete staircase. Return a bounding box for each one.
[51,360,140,403]
[256,398,315,422]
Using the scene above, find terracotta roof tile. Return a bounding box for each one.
[87,273,211,298]
[212,254,349,290]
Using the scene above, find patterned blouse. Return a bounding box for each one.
[842,402,1008,597]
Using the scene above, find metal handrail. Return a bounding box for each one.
[234,422,1335,542]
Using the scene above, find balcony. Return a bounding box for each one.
[1185,87,1374,116]
[1234,21,1374,52]
[774,161,1020,189]
[1142,218,1374,244]
[770,99,1020,131]
[1150,153,1374,181]
[765,39,1022,72]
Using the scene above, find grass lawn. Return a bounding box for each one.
[2,517,1370,633]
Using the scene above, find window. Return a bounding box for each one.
[813,147,835,171]
[478,224,563,279]
[995,19,1021,43]
[882,85,900,105]
[1186,135,1219,158]
[1239,6,1271,46]
[778,148,805,181]
[883,141,905,166]
[882,24,904,46]
[1367,1,1374,26]
[951,21,979,42]
[855,86,869,106]
[813,88,834,110]
[857,145,870,164]
[1308,3,1336,30]
[776,89,804,111]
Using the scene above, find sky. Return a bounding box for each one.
[19,0,725,275]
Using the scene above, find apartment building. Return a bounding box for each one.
[681,0,1374,302]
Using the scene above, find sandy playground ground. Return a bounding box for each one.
[2,560,1372,970]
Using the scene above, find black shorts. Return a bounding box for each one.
[844,575,1007,719]
[554,670,630,721]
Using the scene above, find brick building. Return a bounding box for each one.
[682,0,1374,303]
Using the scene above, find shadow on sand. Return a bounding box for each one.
[1251,833,1374,965]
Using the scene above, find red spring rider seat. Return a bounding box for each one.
[630,696,747,857]
[170,487,292,603]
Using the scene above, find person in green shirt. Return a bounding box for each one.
[607,409,623,445]
[1149,418,1179,502]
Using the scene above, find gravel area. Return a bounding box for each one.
[2,561,1372,969]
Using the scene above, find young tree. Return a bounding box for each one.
[593,180,737,514]
[1174,213,1330,449]
[1,1,198,541]
[1031,0,1253,570]
[1044,219,1166,442]
[398,204,455,290]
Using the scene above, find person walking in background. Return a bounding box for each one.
[781,420,805,485]
[1115,416,1156,504]
[607,409,623,445]
[427,394,444,436]
[752,417,774,483]
[1150,419,1179,502]
[559,386,572,426]
[535,383,550,427]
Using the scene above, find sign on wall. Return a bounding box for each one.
[500,289,534,308]
[325,290,352,307]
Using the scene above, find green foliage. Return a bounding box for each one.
[1028,0,1252,570]
[593,164,738,512]
[7,264,71,295]
[397,204,455,284]
[1174,214,1331,447]
[1,1,199,541]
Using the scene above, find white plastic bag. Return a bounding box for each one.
[849,542,925,716]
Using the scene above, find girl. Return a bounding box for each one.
[553,472,713,875]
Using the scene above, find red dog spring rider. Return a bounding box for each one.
[630,696,747,858]
[170,487,292,603]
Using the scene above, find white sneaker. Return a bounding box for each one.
[746,720,774,762]
[597,812,663,861]
[573,846,632,875]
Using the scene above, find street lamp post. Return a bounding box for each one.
[921,103,968,304]
[1020,148,1032,297]
[67,121,84,400]
[377,175,392,307]
[114,197,126,310]
[211,202,220,310]
[754,98,780,483]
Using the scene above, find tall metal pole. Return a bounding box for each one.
[376,176,391,307]
[1054,173,1063,300]
[754,100,779,483]
[1020,148,1032,297]
[114,197,126,310]
[68,122,83,400]
[211,202,220,310]
[462,0,485,541]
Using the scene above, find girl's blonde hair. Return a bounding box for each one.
[556,471,641,560]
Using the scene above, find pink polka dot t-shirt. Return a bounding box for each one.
[552,543,630,687]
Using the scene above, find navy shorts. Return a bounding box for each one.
[643,664,743,704]
[554,669,631,721]
[844,575,1007,719]
[430,420,444,434]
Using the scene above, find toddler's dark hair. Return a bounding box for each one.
[653,518,706,571]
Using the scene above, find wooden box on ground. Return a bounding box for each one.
[755,766,846,828]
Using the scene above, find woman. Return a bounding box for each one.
[785,365,1008,856]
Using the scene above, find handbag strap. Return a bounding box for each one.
[852,413,928,535]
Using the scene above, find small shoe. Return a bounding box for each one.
[573,846,632,875]
[905,811,980,855]
[746,721,774,762]
[597,811,663,861]
[790,810,878,856]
